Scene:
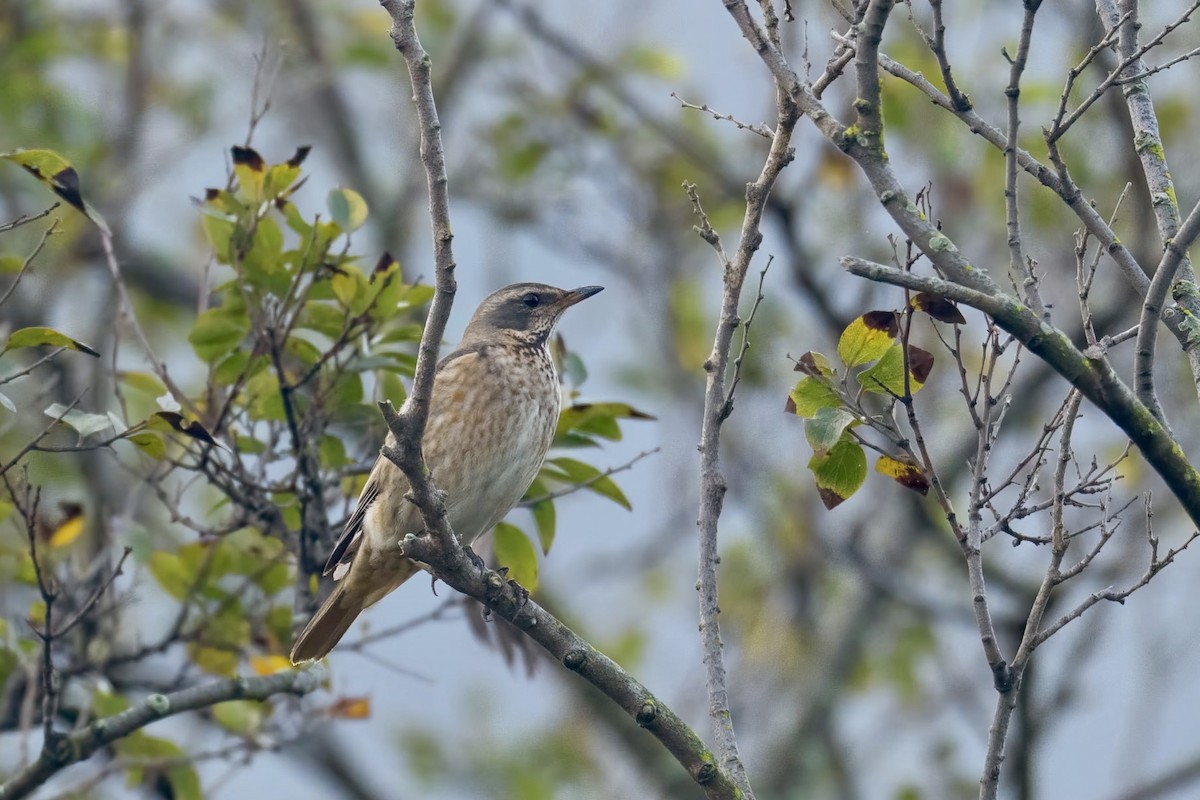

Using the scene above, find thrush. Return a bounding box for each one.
[290,282,603,663]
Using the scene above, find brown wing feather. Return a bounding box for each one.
[323,476,380,577]
[322,346,482,579]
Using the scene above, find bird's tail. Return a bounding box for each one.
[290,559,421,664]
[290,582,365,664]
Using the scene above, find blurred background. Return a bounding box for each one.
[2,0,1200,798]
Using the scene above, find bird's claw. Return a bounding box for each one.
[508,578,530,609]
[462,545,487,576]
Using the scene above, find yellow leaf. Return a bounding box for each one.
[49,513,85,547]
[250,654,292,676]
[328,696,371,719]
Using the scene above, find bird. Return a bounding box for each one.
[290,282,603,663]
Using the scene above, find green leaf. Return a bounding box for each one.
[0,255,26,274]
[786,377,841,417]
[4,326,99,356]
[545,457,631,510]
[531,499,556,554]
[809,435,867,509]
[837,310,899,367]
[493,521,539,593]
[0,148,110,233]
[297,302,347,338]
[805,407,857,457]
[201,214,236,263]
[120,371,166,396]
[188,308,248,363]
[243,216,284,283]
[149,551,195,601]
[327,187,368,232]
[44,403,113,437]
[331,264,367,310]
[555,402,655,442]
[117,733,202,800]
[213,700,265,736]
[126,431,166,459]
[857,344,934,396]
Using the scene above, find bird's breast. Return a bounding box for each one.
[423,346,559,544]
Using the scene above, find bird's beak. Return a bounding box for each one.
[558,285,604,308]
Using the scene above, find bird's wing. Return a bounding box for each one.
[322,346,483,580]
[323,474,381,579]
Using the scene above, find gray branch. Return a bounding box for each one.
[0,665,326,800]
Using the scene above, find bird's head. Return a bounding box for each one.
[461,283,603,348]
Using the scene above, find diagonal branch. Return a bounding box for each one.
[0,665,326,800]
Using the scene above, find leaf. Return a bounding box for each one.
[249,654,291,675]
[493,521,539,592]
[213,700,265,735]
[331,264,366,309]
[49,510,85,548]
[809,434,867,509]
[794,351,834,377]
[804,407,857,457]
[545,457,631,510]
[44,403,113,438]
[4,326,99,356]
[188,308,248,363]
[120,371,166,397]
[201,214,235,263]
[912,292,967,324]
[148,411,219,446]
[231,145,266,203]
[327,187,369,232]
[0,148,110,233]
[523,478,557,553]
[837,310,899,367]
[858,344,934,396]
[876,454,931,495]
[328,696,371,720]
[149,551,195,601]
[117,733,202,800]
[554,402,655,443]
[126,431,167,459]
[188,644,237,677]
[786,376,841,417]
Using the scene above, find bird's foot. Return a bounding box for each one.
[462,544,487,577]
[429,573,440,596]
[508,579,530,609]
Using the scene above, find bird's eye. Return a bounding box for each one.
[521,292,541,308]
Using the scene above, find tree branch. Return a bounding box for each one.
[0,665,326,800]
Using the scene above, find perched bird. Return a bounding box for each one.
[290,282,603,663]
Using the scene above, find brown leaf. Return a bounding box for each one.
[230,145,264,172]
[327,696,371,720]
[912,292,966,324]
[907,345,935,385]
[151,411,219,446]
[861,310,900,336]
[876,454,930,495]
[817,486,846,510]
[286,145,312,168]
